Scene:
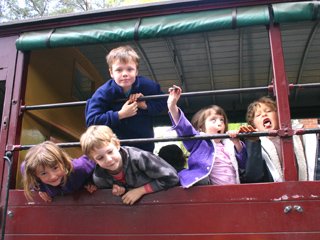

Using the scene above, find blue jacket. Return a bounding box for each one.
[85,76,167,152]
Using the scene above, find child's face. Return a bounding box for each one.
[109,60,138,93]
[91,142,122,174]
[253,103,279,131]
[36,165,66,186]
[204,111,226,134]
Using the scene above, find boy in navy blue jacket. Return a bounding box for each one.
[85,45,167,152]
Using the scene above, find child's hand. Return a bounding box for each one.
[38,191,52,203]
[112,184,126,196]
[118,100,138,119]
[167,85,182,124]
[227,130,240,143]
[129,93,147,110]
[167,85,181,110]
[84,183,97,194]
[239,125,259,141]
[121,186,146,205]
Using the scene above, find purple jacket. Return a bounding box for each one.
[170,109,246,188]
[21,155,95,198]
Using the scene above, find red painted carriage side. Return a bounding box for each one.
[4,182,320,239]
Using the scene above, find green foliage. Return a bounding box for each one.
[1,0,167,22]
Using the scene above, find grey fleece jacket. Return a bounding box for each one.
[93,146,179,192]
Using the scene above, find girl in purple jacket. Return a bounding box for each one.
[21,141,96,202]
[167,85,246,188]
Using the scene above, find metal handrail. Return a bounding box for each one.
[9,128,320,151]
[20,83,320,111]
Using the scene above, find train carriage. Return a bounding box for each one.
[0,0,320,239]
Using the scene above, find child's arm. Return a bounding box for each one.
[118,99,138,120]
[38,191,52,203]
[121,186,147,205]
[227,129,243,153]
[85,85,138,126]
[129,93,147,110]
[84,183,97,194]
[167,85,181,125]
[131,78,167,115]
[112,184,126,196]
[237,125,271,183]
[130,149,179,193]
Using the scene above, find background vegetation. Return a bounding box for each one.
[0,0,166,22]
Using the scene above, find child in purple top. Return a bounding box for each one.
[21,141,96,202]
[167,85,246,188]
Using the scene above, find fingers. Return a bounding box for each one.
[39,191,52,203]
[227,130,239,138]
[168,85,181,93]
[129,93,143,103]
[122,192,137,205]
[121,188,144,205]
[239,125,257,133]
[112,184,126,196]
[84,184,97,194]
[121,100,138,117]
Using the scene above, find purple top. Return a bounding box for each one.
[170,109,246,188]
[21,155,95,198]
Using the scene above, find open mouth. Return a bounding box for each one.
[263,118,272,128]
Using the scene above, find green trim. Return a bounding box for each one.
[15,1,319,51]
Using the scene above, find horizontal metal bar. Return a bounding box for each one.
[10,128,319,151]
[20,83,320,111]
[21,100,87,111]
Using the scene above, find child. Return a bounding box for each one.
[158,144,186,172]
[80,125,179,205]
[85,45,167,152]
[167,85,246,188]
[21,141,97,202]
[243,96,318,182]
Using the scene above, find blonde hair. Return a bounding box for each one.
[80,125,120,160]
[191,105,229,133]
[106,45,140,70]
[22,141,73,201]
[246,96,277,127]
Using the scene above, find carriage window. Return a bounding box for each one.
[72,62,94,100]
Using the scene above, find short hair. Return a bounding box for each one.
[191,105,229,133]
[158,144,186,172]
[80,125,119,160]
[106,45,140,70]
[22,141,73,201]
[246,96,277,127]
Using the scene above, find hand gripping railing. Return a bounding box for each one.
[20,83,320,111]
[8,128,320,151]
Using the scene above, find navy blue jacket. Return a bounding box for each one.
[85,76,167,152]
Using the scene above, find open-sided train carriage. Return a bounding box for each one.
[0,0,320,239]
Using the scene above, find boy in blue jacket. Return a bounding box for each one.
[85,45,167,152]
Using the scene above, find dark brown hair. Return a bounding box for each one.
[191,105,229,132]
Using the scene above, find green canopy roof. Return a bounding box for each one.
[16,1,320,51]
